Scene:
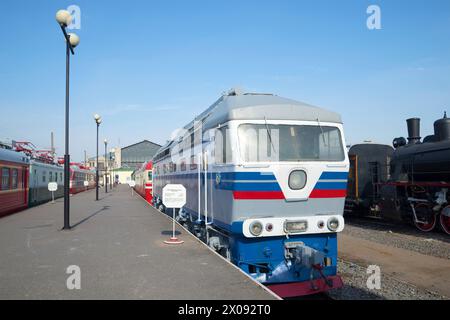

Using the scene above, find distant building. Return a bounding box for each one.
[120,140,161,169]
[89,140,161,185]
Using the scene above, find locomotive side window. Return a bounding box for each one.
[11,169,18,189]
[215,126,232,164]
[238,124,345,162]
[190,155,197,170]
[1,168,10,190]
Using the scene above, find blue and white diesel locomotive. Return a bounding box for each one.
[152,89,349,297]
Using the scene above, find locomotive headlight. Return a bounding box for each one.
[289,170,307,190]
[284,220,308,234]
[249,221,263,236]
[327,217,340,231]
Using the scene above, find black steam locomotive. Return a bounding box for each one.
[345,113,450,235]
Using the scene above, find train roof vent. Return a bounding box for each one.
[223,87,244,96]
[222,87,274,97]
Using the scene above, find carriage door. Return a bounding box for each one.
[198,130,214,224]
[369,161,380,200]
[199,149,210,223]
[32,169,38,203]
[348,155,358,199]
[23,167,28,204]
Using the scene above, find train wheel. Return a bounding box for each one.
[413,203,436,232]
[439,205,450,235]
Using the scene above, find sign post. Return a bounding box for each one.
[162,184,186,245]
[129,180,136,196]
[48,182,58,204]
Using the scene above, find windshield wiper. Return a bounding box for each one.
[317,117,327,146]
[264,116,276,153]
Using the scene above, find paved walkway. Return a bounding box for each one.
[339,233,450,298]
[0,186,277,300]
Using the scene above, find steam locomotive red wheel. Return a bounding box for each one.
[439,206,450,235]
[413,203,436,232]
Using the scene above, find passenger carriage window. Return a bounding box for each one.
[60,172,63,182]
[2,168,10,190]
[238,124,345,162]
[42,171,46,183]
[11,169,18,189]
[190,132,195,149]
[190,155,197,170]
[49,172,53,182]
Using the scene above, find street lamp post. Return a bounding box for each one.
[56,9,80,230]
[104,139,108,193]
[110,148,115,189]
[94,114,102,200]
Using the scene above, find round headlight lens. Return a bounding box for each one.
[289,170,307,190]
[327,217,340,231]
[249,221,263,236]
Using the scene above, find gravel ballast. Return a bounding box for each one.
[343,218,450,259]
[328,259,447,300]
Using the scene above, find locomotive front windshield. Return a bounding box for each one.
[238,124,345,162]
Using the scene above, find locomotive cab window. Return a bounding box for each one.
[238,124,345,162]
[215,126,232,164]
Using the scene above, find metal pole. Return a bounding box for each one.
[63,40,71,230]
[105,141,108,193]
[172,208,176,239]
[96,123,99,201]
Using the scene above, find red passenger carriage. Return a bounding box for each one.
[132,161,153,204]
[0,148,30,217]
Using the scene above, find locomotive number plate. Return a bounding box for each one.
[284,241,304,249]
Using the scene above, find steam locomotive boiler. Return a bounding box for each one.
[379,113,450,234]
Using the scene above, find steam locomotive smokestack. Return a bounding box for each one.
[406,118,421,144]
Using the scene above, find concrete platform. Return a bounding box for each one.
[0,185,277,300]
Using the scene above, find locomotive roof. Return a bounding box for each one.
[0,148,29,165]
[153,89,343,159]
[189,90,342,131]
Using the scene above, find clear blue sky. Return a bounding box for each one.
[0,0,449,162]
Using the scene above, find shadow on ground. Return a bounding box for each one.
[71,205,110,228]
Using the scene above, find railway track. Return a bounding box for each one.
[345,215,450,243]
